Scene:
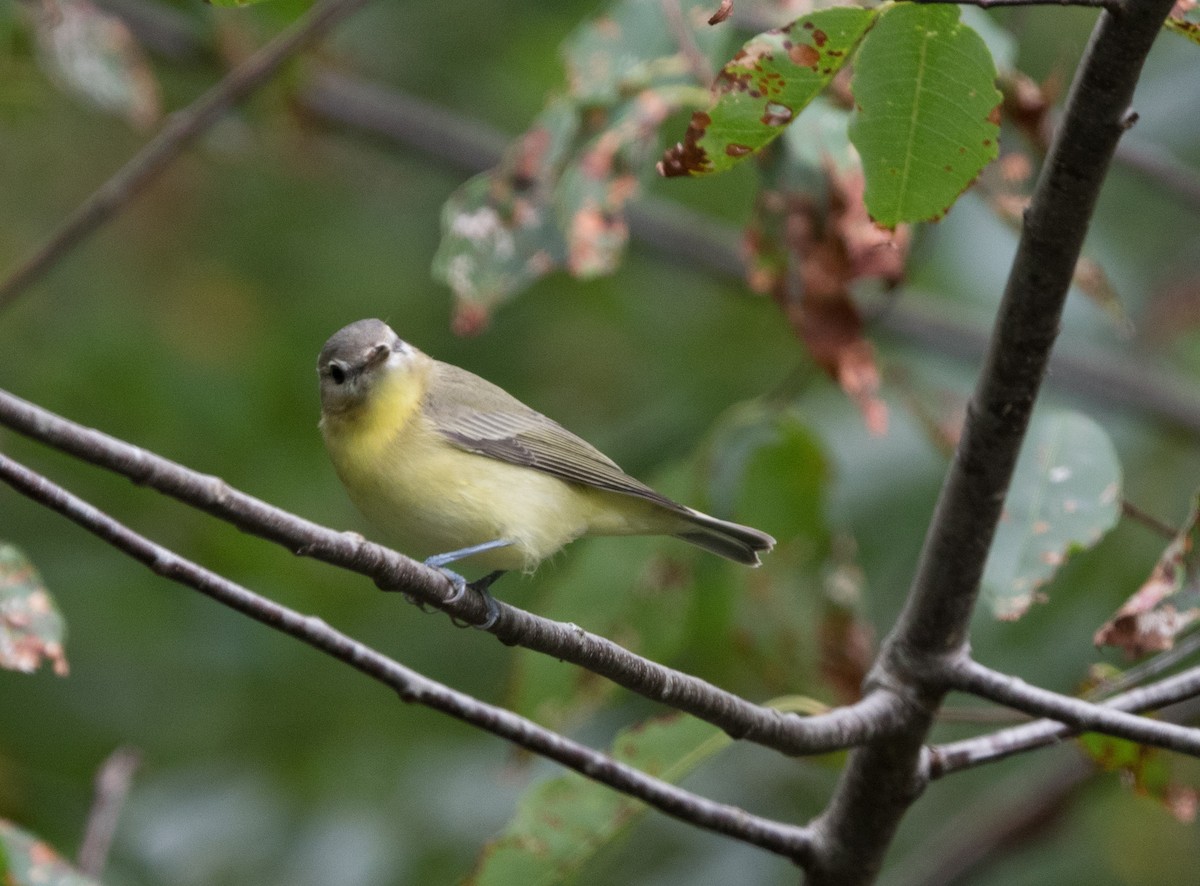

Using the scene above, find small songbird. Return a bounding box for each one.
[317,319,774,614]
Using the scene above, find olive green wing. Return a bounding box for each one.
[424,361,682,510]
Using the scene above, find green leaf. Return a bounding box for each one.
[465,715,727,885]
[981,411,1122,620]
[0,543,68,676]
[660,6,876,177]
[0,820,100,886]
[849,3,1000,226]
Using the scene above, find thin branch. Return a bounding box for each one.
[0,451,815,864]
[0,386,898,757]
[0,0,373,310]
[927,662,1200,778]
[889,753,1092,886]
[940,658,1200,757]
[1086,629,1200,699]
[660,0,714,85]
[1121,498,1179,540]
[76,746,141,878]
[806,2,1179,882]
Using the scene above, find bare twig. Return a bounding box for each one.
[939,658,1200,757]
[0,451,815,863]
[927,662,1200,777]
[660,0,714,85]
[1121,498,1179,539]
[0,386,899,757]
[77,746,141,878]
[0,0,374,310]
[1086,630,1200,700]
[805,2,1179,882]
[889,754,1092,886]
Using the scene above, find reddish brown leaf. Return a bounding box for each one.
[751,162,907,434]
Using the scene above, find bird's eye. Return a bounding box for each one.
[328,362,347,385]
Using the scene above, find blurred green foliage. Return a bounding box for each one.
[1,1,1200,884]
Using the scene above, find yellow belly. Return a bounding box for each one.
[324,415,649,573]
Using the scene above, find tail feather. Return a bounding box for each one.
[674,509,775,566]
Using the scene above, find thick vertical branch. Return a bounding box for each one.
[806,3,1178,883]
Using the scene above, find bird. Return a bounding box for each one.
[317,319,774,622]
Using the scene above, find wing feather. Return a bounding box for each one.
[425,361,681,510]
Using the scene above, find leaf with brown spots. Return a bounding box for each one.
[434,0,733,328]
[849,3,1001,226]
[1095,494,1200,658]
[0,544,68,677]
[659,6,877,178]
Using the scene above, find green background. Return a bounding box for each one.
[2,1,1200,883]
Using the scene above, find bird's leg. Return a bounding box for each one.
[423,540,513,629]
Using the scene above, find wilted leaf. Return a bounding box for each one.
[1095,494,1200,658]
[0,544,68,676]
[982,411,1122,619]
[466,715,727,886]
[746,110,907,433]
[659,6,876,177]
[433,100,578,323]
[0,819,100,886]
[849,3,1001,226]
[1078,734,1199,823]
[31,0,160,129]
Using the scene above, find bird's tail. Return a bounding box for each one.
[673,508,775,567]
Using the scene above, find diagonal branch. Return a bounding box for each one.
[939,658,1200,756]
[805,1,1180,882]
[927,662,1200,778]
[0,386,901,757]
[0,451,814,863]
[0,0,374,310]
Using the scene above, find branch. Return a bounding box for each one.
[0,386,898,757]
[76,746,141,878]
[0,451,815,864]
[927,662,1200,777]
[888,753,1092,886]
[941,658,1200,756]
[0,0,373,310]
[806,2,1179,882]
